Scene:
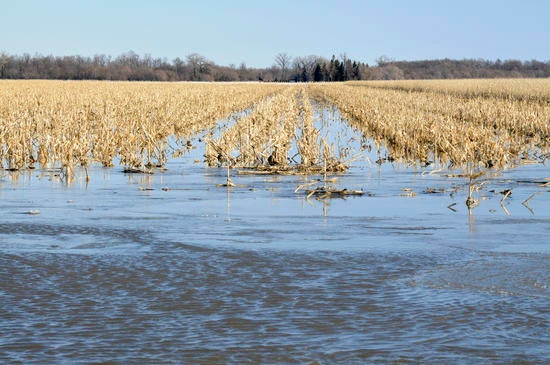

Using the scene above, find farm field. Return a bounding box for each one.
[1,79,549,173]
[1,79,549,363]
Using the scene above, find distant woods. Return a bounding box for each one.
[1,51,549,81]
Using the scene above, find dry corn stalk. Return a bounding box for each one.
[309,80,550,169]
[0,80,286,179]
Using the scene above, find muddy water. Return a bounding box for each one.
[1,117,549,364]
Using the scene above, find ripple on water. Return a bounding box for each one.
[415,251,550,299]
[0,222,151,254]
[2,247,548,363]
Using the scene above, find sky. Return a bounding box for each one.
[1,0,549,67]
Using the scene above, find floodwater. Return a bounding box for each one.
[1,115,549,364]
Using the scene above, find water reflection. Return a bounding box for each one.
[303,194,331,217]
[226,186,231,223]
[468,207,477,235]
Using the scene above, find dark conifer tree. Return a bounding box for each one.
[313,63,323,82]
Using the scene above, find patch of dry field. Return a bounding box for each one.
[348,78,550,102]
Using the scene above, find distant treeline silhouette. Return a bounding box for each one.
[1,51,549,81]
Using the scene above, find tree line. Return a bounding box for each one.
[1,51,549,81]
[377,57,550,79]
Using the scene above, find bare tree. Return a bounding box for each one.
[172,57,184,80]
[187,53,211,81]
[0,53,8,78]
[274,53,291,81]
[292,55,320,81]
[376,55,394,67]
[380,64,404,80]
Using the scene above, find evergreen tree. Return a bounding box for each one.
[301,67,308,82]
[313,63,323,82]
[329,55,336,81]
[322,63,329,81]
[336,60,345,81]
[352,61,360,80]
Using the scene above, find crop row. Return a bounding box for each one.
[0,80,285,178]
[310,81,549,169]
[1,80,548,182]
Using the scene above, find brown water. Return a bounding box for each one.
[1,116,549,363]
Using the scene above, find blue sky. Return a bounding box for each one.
[1,0,549,67]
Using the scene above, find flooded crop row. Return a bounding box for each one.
[1,80,549,363]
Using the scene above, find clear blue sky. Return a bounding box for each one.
[1,0,549,67]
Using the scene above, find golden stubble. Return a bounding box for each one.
[309,80,550,170]
[0,80,286,181]
[1,79,548,185]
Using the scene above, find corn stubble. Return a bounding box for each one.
[1,79,548,198]
[205,85,344,175]
[0,80,284,181]
[310,80,549,170]
[310,79,549,206]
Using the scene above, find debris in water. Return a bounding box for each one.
[124,167,153,174]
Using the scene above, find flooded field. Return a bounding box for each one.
[1,108,549,363]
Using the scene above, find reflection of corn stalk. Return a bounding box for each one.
[521,193,536,215]
[466,169,485,209]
